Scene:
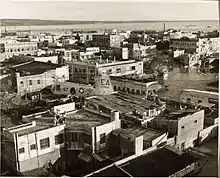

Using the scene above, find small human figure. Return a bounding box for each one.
[48,160,52,168]
[62,111,67,123]
[54,114,61,125]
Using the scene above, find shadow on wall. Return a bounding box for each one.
[198,126,218,146]
[41,130,66,176]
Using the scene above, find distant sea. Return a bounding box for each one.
[3,21,219,33]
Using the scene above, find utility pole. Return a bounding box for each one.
[28,25,31,33]
[0,19,2,37]
[4,19,7,33]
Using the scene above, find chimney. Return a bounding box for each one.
[111,110,120,121]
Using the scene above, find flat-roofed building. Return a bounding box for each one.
[151,109,204,150]
[111,126,167,156]
[92,34,110,49]
[110,75,162,96]
[65,110,121,159]
[87,146,199,177]
[62,39,78,46]
[122,43,140,59]
[21,108,121,164]
[33,55,59,64]
[84,92,166,125]
[180,89,218,108]
[0,40,38,61]
[67,58,143,84]
[86,47,100,53]
[80,33,94,42]
[71,51,96,61]
[110,35,124,48]
[1,121,65,172]
[13,61,69,96]
[170,37,198,53]
[61,49,98,62]
[63,49,79,61]
[170,37,220,55]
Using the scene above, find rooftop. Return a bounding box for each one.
[86,92,163,114]
[113,126,163,142]
[170,37,198,42]
[90,165,128,177]
[22,167,55,177]
[110,75,156,84]
[65,110,111,128]
[182,89,219,96]
[13,61,62,76]
[90,147,198,177]
[70,58,138,66]
[17,125,51,136]
[23,110,111,129]
[166,109,197,120]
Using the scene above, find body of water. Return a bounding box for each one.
[158,68,217,101]
[3,21,219,33]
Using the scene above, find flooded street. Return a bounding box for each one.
[158,68,218,177]
[158,68,217,101]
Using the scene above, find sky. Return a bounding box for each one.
[0,0,219,21]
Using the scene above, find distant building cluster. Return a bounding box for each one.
[0,25,219,176]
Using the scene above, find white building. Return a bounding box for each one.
[152,109,204,150]
[173,50,185,58]
[36,49,47,56]
[62,39,78,46]
[110,35,124,48]
[86,47,100,53]
[110,76,162,96]
[2,121,65,172]
[0,40,38,61]
[33,55,58,64]
[180,89,218,108]
[14,61,69,95]
[21,108,122,164]
[67,59,144,84]
[169,31,197,40]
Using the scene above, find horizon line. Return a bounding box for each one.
[1,18,219,22]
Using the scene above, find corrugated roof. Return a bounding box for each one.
[120,147,197,177]
[86,93,162,114]
[89,147,198,177]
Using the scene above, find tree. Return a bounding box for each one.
[0,92,31,115]
[155,40,170,50]
[143,50,173,77]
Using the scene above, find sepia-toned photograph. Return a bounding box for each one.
[0,0,219,177]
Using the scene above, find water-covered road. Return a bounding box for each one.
[158,68,217,101]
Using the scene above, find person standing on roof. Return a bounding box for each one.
[62,111,67,123]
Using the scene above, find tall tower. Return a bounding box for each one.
[0,19,2,37]
[163,22,166,32]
